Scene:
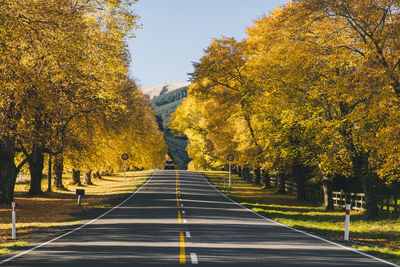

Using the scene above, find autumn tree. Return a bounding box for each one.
[244,3,354,206]
[0,0,167,202]
[172,0,400,218]
[62,79,167,183]
[12,0,138,194]
[293,0,400,217]
[188,38,267,182]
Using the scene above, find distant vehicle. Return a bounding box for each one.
[164,160,176,170]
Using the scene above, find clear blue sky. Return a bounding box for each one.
[128,0,288,87]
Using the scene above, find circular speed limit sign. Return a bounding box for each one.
[227,154,234,161]
[121,153,129,160]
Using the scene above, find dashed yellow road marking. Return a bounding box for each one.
[178,211,182,223]
[176,170,186,264]
[179,231,186,264]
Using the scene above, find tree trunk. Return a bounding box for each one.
[254,167,261,185]
[248,168,252,182]
[232,166,238,175]
[53,154,65,189]
[28,144,44,195]
[247,168,252,183]
[361,175,379,218]
[322,173,334,210]
[83,170,93,185]
[262,170,270,188]
[0,138,17,204]
[238,166,242,177]
[93,171,102,180]
[293,164,307,201]
[277,173,286,194]
[72,169,81,185]
[353,152,378,218]
[243,167,248,180]
[47,154,52,192]
[243,167,250,182]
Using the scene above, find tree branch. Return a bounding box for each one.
[16,158,28,174]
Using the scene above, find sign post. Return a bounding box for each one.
[344,203,350,240]
[228,161,231,188]
[11,202,16,239]
[227,154,234,189]
[122,154,129,185]
[123,161,126,184]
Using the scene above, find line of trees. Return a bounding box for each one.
[170,0,400,218]
[0,0,167,204]
[152,86,188,108]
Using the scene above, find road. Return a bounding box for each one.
[0,170,397,266]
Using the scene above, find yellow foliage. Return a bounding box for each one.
[171,0,400,186]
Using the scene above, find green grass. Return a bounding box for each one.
[0,241,28,255]
[202,171,400,265]
[353,245,400,263]
[90,203,113,209]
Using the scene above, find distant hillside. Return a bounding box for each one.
[142,82,190,99]
[151,84,191,169]
[154,99,183,130]
[153,87,188,107]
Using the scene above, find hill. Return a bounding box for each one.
[151,84,191,169]
[141,82,190,99]
[152,87,188,108]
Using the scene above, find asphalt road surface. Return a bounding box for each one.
[0,170,397,266]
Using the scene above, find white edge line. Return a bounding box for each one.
[190,252,198,264]
[200,172,399,267]
[0,169,159,265]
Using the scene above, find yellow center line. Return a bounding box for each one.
[178,211,182,223]
[179,231,186,264]
[176,170,186,264]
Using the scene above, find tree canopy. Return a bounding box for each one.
[170,0,400,218]
[0,0,167,203]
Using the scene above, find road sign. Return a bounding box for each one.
[227,154,234,161]
[122,153,129,160]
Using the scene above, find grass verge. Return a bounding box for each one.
[0,170,155,255]
[0,242,28,255]
[202,171,400,265]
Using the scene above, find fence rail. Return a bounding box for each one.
[332,191,365,211]
[268,175,397,214]
[377,196,399,213]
